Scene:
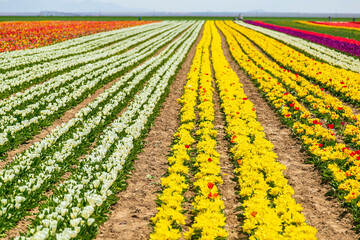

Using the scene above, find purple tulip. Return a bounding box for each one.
[244,20,360,58]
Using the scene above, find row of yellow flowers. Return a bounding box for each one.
[185,22,228,239]
[223,20,360,205]
[235,21,360,107]
[224,22,360,150]
[212,21,318,239]
[224,23,348,122]
[217,20,360,228]
[149,27,203,239]
[151,22,228,239]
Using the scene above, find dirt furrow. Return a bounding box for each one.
[217,22,360,240]
[207,30,242,239]
[212,80,242,239]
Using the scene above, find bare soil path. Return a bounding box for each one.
[212,80,242,239]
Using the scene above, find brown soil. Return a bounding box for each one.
[95,26,204,240]
[216,23,360,240]
[180,102,198,237]
[180,29,203,238]
[207,35,243,239]
[212,80,242,239]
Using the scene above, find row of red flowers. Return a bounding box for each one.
[310,21,360,29]
[0,20,154,52]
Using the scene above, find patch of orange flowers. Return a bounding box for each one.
[0,20,155,52]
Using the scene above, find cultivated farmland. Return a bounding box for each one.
[0,18,360,240]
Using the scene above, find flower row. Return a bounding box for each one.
[239,21,360,109]
[219,20,360,229]
[0,22,153,61]
[0,22,191,157]
[244,20,360,57]
[149,31,200,239]
[0,22,202,235]
[13,21,203,240]
[0,22,181,100]
[185,21,227,240]
[229,21,360,149]
[0,20,155,52]
[236,21,360,73]
[296,21,360,31]
[151,21,228,239]
[215,20,317,239]
[0,21,166,72]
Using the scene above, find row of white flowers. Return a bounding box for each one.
[0,22,201,235]
[0,21,188,124]
[236,21,360,73]
[0,20,194,169]
[0,22,183,117]
[0,22,193,153]
[0,21,169,72]
[0,21,196,186]
[15,21,203,240]
[0,22,177,81]
[0,22,183,97]
[0,21,162,63]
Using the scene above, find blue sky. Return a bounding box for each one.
[0,0,359,13]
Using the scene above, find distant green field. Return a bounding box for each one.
[246,17,360,40]
[0,16,234,21]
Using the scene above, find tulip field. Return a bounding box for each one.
[297,21,360,31]
[0,21,154,52]
[0,18,360,239]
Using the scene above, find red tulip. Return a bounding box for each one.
[0,21,155,52]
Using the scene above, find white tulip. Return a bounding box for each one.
[70,218,81,227]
